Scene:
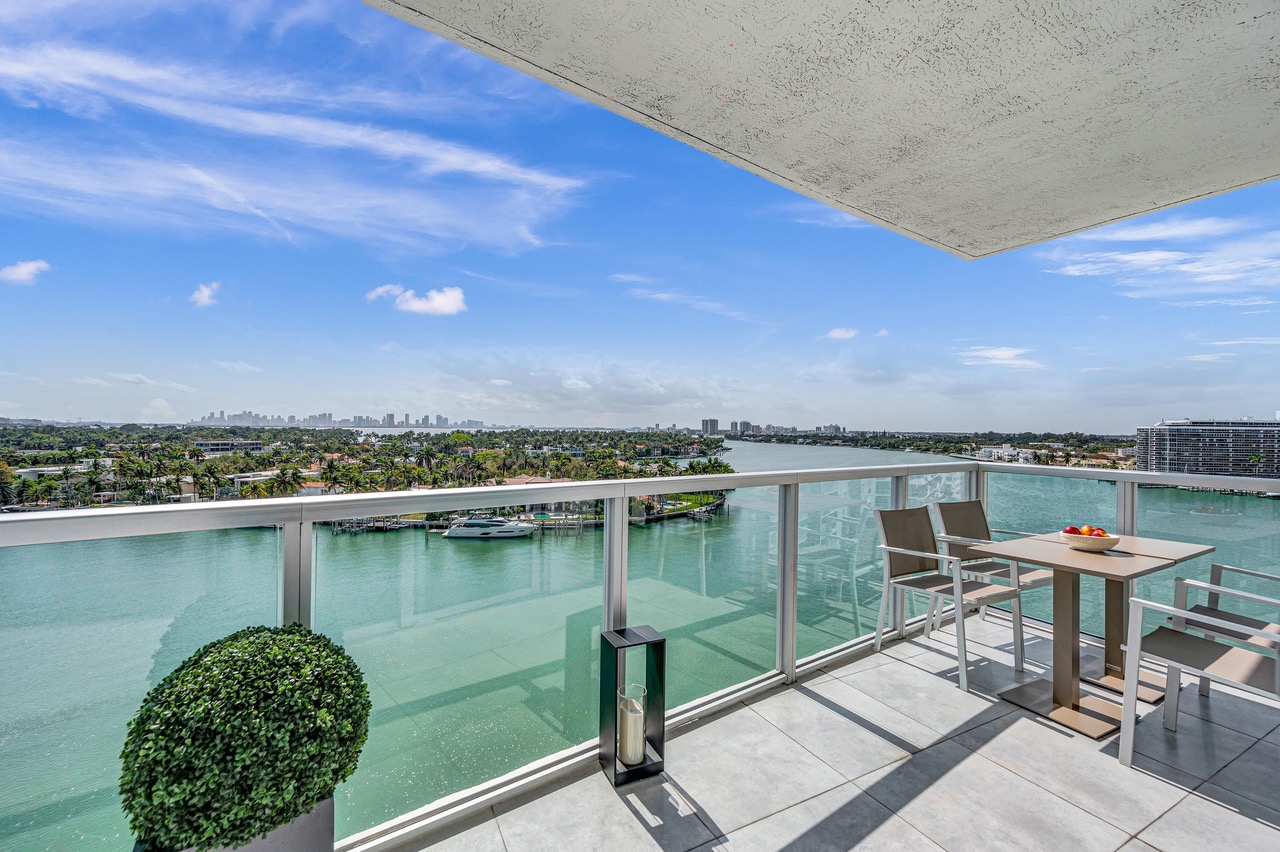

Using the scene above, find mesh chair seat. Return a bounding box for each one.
[1137,627,1276,695]
[1183,604,1280,650]
[892,572,1022,604]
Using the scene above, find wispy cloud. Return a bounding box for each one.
[1042,225,1280,299]
[1207,337,1280,346]
[106,372,195,391]
[190,281,220,308]
[1181,353,1235,362]
[823,327,858,340]
[609,273,651,283]
[0,258,49,284]
[0,41,582,250]
[366,283,467,315]
[959,346,1045,369]
[72,376,112,386]
[1163,297,1276,308]
[875,328,890,337]
[626,289,749,321]
[0,371,46,384]
[1077,216,1246,242]
[213,360,262,373]
[775,200,869,230]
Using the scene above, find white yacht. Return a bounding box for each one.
[442,515,537,539]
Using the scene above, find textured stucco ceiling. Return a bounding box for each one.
[367,0,1280,259]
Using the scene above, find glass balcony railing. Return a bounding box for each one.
[2,461,1277,850]
[0,530,281,849]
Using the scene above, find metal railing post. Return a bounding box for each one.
[281,520,313,628]
[1115,480,1138,536]
[603,494,628,632]
[890,475,909,510]
[967,466,988,507]
[776,483,799,683]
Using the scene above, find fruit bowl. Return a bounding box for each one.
[1060,531,1121,552]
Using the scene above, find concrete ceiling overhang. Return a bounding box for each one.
[367,0,1280,260]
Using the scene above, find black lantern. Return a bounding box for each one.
[599,625,666,786]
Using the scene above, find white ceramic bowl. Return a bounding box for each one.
[1060,531,1121,552]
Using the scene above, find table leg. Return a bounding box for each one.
[1082,577,1165,703]
[1053,569,1081,708]
[998,568,1122,738]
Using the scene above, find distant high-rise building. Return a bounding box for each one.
[701,418,719,435]
[1137,419,1280,478]
[383,413,395,427]
[738,420,752,434]
[729,421,739,433]
[436,415,447,427]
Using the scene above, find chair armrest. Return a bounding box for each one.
[1128,598,1279,645]
[991,528,1036,537]
[876,544,960,567]
[1211,563,1280,584]
[1177,578,1280,610]
[936,533,991,546]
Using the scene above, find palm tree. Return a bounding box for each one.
[273,466,305,497]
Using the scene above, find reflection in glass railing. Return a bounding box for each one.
[1135,487,1280,630]
[313,510,603,839]
[0,530,281,850]
[907,471,967,509]
[626,487,777,708]
[794,478,893,659]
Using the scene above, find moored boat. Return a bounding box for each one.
[442,514,536,538]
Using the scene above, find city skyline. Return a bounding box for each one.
[2,2,1279,433]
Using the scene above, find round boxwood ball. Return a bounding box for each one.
[120,624,371,851]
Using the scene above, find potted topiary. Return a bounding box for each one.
[120,624,371,852]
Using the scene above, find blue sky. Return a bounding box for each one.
[2,1,1278,433]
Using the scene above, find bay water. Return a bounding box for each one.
[2,441,1277,847]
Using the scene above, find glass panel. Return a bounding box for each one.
[795,478,893,659]
[0,530,282,850]
[1136,487,1280,630]
[314,505,603,840]
[627,486,777,708]
[907,471,968,508]
[986,472,1117,631]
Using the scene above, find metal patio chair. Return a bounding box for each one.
[932,499,1052,627]
[1118,584,1280,767]
[1172,564,1280,697]
[873,506,1026,692]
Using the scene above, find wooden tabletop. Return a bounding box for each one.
[968,535,1211,581]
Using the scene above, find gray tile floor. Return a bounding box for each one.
[396,617,1280,852]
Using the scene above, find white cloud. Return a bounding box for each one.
[1181,353,1235,362]
[875,328,890,337]
[213,360,262,373]
[72,376,112,386]
[139,397,176,421]
[1208,337,1280,346]
[1163,297,1276,308]
[609,273,651,283]
[365,284,467,316]
[0,258,50,284]
[626,289,750,322]
[0,43,582,250]
[0,371,46,384]
[959,346,1045,369]
[777,200,869,230]
[190,281,220,308]
[823,327,858,340]
[1042,230,1280,299]
[106,372,195,392]
[562,377,591,390]
[1078,216,1246,242]
[488,378,512,386]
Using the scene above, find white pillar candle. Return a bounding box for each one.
[618,695,646,765]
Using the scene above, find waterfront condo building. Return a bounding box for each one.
[1136,418,1280,478]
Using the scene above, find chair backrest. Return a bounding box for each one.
[935,500,992,563]
[875,506,940,578]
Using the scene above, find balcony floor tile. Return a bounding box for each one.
[1205,739,1280,813]
[1137,783,1280,852]
[662,703,847,835]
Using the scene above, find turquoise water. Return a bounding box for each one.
[3,443,1278,848]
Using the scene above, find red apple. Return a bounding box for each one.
[1090,529,1107,537]
[1062,525,1081,535]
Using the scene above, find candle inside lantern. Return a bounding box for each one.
[618,684,647,766]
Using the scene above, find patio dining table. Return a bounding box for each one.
[967,533,1213,738]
